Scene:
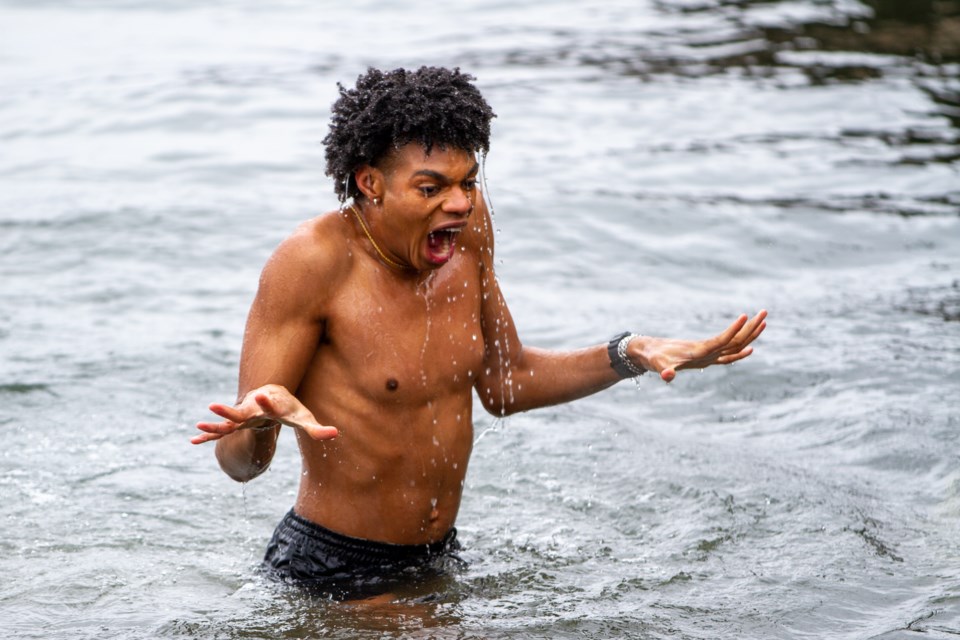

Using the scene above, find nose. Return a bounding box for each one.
[443,187,474,216]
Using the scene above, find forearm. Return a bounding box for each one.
[478,344,623,416]
[214,426,279,483]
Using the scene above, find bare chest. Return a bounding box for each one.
[323,260,486,403]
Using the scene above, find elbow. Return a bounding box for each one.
[215,438,272,483]
[220,460,271,484]
[477,368,533,417]
[478,389,524,418]
[221,464,264,484]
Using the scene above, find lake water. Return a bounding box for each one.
[1,0,959,638]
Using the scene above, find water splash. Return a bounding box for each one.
[417,271,437,389]
[477,154,518,417]
[479,151,496,224]
[473,417,506,445]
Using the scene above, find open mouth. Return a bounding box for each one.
[426,227,462,264]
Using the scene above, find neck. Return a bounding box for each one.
[347,203,412,272]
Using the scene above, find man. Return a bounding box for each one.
[192,66,766,598]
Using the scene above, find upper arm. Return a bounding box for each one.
[471,196,526,415]
[470,195,616,416]
[237,224,336,400]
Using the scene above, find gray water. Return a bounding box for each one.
[2,0,959,638]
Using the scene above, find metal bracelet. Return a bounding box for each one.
[608,332,646,378]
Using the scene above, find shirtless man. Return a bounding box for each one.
[192,67,766,597]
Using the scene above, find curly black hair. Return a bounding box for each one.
[324,66,496,202]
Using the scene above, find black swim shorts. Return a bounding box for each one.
[261,509,464,599]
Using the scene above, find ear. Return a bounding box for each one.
[354,165,385,203]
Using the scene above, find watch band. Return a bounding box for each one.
[607,332,646,378]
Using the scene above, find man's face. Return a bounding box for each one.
[376,143,479,271]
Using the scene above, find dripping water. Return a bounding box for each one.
[417,271,437,389]
[478,152,516,416]
[473,417,506,445]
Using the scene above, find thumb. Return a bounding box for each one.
[303,424,339,441]
[660,368,676,383]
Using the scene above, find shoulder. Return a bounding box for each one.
[263,210,348,274]
[461,190,496,267]
[255,210,352,308]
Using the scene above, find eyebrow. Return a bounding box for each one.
[412,162,480,183]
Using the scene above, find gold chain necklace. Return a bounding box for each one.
[348,203,409,271]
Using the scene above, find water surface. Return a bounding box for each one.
[1,0,959,638]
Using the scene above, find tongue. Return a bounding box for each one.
[427,230,455,262]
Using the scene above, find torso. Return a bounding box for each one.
[290,211,488,544]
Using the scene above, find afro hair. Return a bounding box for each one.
[324,66,496,202]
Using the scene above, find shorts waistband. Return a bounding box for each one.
[279,509,458,563]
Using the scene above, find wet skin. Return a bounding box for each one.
[193,143,767,545]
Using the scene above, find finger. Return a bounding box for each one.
[715,346,753,365]
[191,431,223,444]
[273,415,339,440]
[721,314,766,354]
[731,320,766,353]
[707,314,749,350]
[254,392,277,417]
[302,424,340,441]
[723,314,749,339]
[208,402,246,422]
[660,367,676,383]
[737,310,768,341]
[740,311,767,337]
[195,420,238,434]
[741,321,766,348]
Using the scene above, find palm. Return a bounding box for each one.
[192,385,338,444]
[638,311,767,382]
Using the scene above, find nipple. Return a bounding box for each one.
[386,378,399,392]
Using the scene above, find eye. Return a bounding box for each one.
[419,185,439,197]
[462,179,477,191]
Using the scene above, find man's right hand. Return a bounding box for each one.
[191,384,339,445]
